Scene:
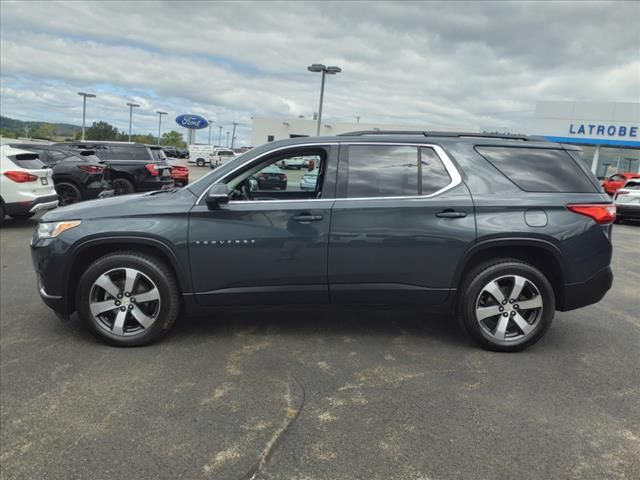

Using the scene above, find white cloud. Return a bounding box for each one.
[1,0,639,145]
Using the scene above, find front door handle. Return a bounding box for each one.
[435,210,467,219]
[293,214,324,222]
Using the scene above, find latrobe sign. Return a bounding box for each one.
[569,123,638,138]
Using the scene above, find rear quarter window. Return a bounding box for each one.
[475,146,598,193]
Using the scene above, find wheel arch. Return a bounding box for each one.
[65,237,190,313]
[453,238,567,309]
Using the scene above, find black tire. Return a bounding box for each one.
[76,251,180,346]
[55,181,83,206]
[196,158,205,167]
[112,178,135,196]
[458,258,555,352]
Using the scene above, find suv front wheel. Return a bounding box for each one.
[76,252,180,346]
[458,259,555,352]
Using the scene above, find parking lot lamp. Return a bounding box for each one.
[208,120,215,145]
[126,103,140,141]
[307,64,341,136]
[226,131,230,147]
[218,126,223,146]
[156,111,167,145]
[231,122,238,148]
[78,92,96,141]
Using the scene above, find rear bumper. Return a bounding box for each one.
[4,194,59,216]
[559,266,613,311]
[137,178,174,192]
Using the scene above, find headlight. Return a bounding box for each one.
[37,220,82,239]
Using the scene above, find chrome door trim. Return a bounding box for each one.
[196,142,463,205]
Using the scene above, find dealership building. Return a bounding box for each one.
[251,101,639,176]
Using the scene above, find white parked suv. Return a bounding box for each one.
[0,145,58,225]
[614,179,640,223]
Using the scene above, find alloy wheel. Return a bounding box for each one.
[475,274,543,344]
[56,184,81,206]
[89,267,161,337]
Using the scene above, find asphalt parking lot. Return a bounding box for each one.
[1,196,639,479]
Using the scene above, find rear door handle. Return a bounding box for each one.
[293,214,324,222]
[435,210,467,219]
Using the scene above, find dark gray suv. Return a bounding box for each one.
[31,132,615,351]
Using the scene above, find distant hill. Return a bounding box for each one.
[0,115,81,139]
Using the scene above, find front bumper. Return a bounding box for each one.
[560,266,613,311]
[31,234,74,316]
[4,194,59,216]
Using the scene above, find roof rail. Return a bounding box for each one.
[338,130,425,136]
[338,130,546,141]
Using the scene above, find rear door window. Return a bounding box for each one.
[344,145,451,198]
[475,146,598,193]
[106,145,150,160]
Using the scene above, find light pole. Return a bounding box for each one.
[231,122,238,148]
[78,92,96,141]
[156,111,167,145]
[307,64,341,136]
[218,126,223,146]
[126,102,140,141]
[226,131,230,147]
[208,119,215,145]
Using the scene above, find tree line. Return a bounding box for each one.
[78,121,186,148]
[0,117,186,148]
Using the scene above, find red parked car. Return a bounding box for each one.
[167,160,189,186]
[602,172,640,195]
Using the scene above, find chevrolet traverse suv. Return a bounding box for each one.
[31,132,615,351]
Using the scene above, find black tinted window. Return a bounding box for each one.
[420,147,451,195]
[346,145,418,197]
[105,145,149,160]
[149,148,167,162]
[475,147,598,193]
[8,154,45,169]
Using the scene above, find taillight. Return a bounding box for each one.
[567,204,616,224]
[3,171,39,183]
[78,164,103,173]
[145,163,160,176]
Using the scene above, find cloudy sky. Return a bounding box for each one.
[1,0,639,145]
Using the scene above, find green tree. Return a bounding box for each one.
[85,121,119,140]
[0,128,18,139]
[31,123,56,139]
[161,130,186,148]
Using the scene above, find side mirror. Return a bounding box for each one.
[205,183,230,210]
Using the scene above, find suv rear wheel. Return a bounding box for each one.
[458,259,555,352]
[112,178,135,195]
[55,181,82,206]
[76,252,180,346]
[196,158,205,167]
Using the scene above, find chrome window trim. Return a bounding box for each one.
[336,143,462,202]
[196,141,462,205]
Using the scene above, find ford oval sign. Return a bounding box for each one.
[175,114,209,130]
